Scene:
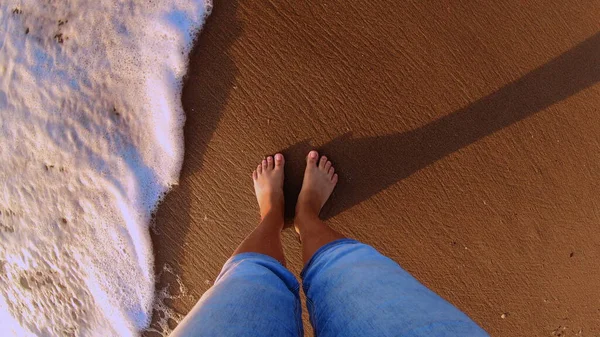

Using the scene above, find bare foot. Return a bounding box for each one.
[296,150,338,220]
[252,153,285,219]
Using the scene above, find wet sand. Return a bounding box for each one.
[151,0,600,335]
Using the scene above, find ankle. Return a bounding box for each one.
[294,205,320,223]
[260,194,284,219]
[293,209,324,234]
[260,206,284,225]
[260,208,283,221]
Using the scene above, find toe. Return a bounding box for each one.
[319,156,327,169]
[274,153,284,168]
[332,173,338,184]
[262,159,268,170]
[328,166,335,177]
[252,170,258,180]
[307,150,319,166]
[257,164,262,174]
[266,156,274,170]
[324,161,332,171]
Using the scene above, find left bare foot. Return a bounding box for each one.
[252,153,285,219]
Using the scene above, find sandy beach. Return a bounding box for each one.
[151,0,600,335]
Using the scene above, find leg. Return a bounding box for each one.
[170,253,303,337]
[295,150,488,337]
[171,154,303,337]
[233,153,286,264]
[294,150,345,264]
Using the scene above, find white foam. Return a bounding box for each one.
[145,264,190,336]
[0,0,211,335]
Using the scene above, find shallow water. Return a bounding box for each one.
[0,0,211,335]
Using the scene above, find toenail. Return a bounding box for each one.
[309,151,318,158]
[275,153,283,161]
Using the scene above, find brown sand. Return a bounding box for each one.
[151,0,600,335]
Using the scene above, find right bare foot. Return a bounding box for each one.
[296,150,338,220]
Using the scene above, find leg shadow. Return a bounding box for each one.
[283,32,600,220]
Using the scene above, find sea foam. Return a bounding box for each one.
[0,0,211,335]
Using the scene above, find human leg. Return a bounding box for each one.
[170,253,303,337]
[295,150,488,337]
[301,240,488,336]
[170,154,302,337]
[233,154,286,264]
[294,150,345,264]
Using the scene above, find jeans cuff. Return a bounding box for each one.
[300,238,359,279]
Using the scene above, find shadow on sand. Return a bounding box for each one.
[282,32,600,220]
[148,2,599,327]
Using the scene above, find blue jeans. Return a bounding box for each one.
[171,239,488,336]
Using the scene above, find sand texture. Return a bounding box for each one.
[151,0,600,335]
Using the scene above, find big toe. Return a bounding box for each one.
[274,153,284,169]
[307,150,319,167]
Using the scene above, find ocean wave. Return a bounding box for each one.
[0,0,211,335]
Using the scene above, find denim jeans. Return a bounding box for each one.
[170,239,488,336]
